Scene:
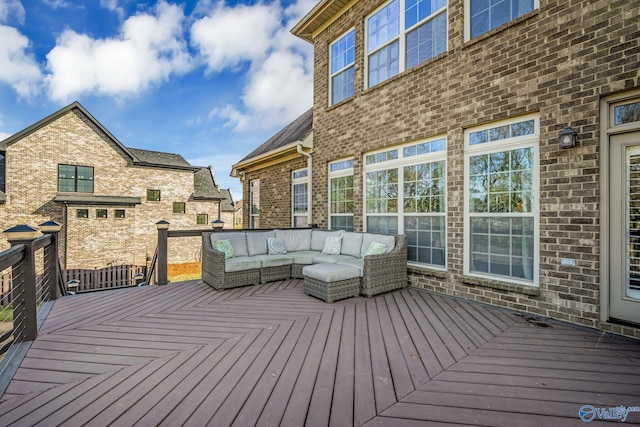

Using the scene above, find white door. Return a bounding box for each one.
[610,131,640,325]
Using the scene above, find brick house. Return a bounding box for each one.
[0,101,234,271]
[231,108,313,229]
[234,1,640,337]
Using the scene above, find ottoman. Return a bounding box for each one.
[302,263,360,303]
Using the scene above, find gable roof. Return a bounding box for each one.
[128,148,192,169]
[240,108,313,162]
[193,166,233,202]
[0,101,199,171]
[232,109,313,175]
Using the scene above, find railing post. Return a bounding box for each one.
[156,220,170,285]
[4,225,39,342]
[39,221,62,301]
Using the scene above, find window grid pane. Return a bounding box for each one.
[293,183,308,214]
[368,0,400,52]
[469,148,534,214]
[470,0,534,39]
[406,11,447,69]
[366,169,399,213]
[332,67,355,105]
[405,215,445,266]
[330,176,354,214]
[331,215,354,231]
[368,40,400,87]
[470,217,534,280]
[58,164,93,193]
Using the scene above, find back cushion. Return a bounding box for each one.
[360,233,396,258]
[275,229,313,252]
[211,232,248,257]
[246,231,276,256]
[311,230,343,251]
[341,232,363,258]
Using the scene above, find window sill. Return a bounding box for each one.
[326,96,355,112]
[407,264,447,279]
[460,275,540,296]
[362,51,449,97]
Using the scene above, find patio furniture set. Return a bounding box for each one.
[202,229,407,302]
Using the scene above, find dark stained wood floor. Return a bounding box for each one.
[0,280,638,426]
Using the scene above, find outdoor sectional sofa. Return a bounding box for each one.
[202,229,407,299]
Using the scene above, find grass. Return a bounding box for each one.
[0,306,13,323]
[168,273,202,283]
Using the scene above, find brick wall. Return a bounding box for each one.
[1,108,226,269]
[242,157,309,229]
[308,0,640,336]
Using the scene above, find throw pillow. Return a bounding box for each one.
[267,237,287,255]
[214,239,234,259]
[322,236,342,255]
[363,241,387,257]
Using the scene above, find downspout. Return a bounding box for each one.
[63,202,68,270]
[297,144,312,226]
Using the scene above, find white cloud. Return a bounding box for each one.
[43,0,71,9]
[45,1,193,102]
[190,2,281,73]
[192,1,313,132]
[0,24,42,98]
[100,0,124,21]
[0,0,25,24]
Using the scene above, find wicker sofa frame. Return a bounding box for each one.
[202,231,407,297]
[202,235,260,289]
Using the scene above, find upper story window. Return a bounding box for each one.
[173,202,186,214]
[197,213,208,225]
[467,0,536,40]
[147,189,161,202]
[367,0,447,88]
[330,29,355,105]
[58,164,94,193]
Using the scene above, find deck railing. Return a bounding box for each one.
[147,221,215,285]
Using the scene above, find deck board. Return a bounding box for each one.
[0,280,638,426]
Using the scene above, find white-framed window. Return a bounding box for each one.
[465,0,537,40]
[464,114,539,285]
[364,137,447,268]
[292,169,310,227]
[329,159,355,231]
[330,29,355,105]
[250,179,260,229]
[366,0,447,88]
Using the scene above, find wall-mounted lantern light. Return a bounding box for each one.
[559,125,578,149]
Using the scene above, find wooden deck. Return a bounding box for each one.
[0,280,638,426]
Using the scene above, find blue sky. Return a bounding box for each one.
[0,0,315,200]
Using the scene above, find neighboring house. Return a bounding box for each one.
[233,1,640,337]
[0,102,233,270]
[231,108,313,229]
[233,198,243,229]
